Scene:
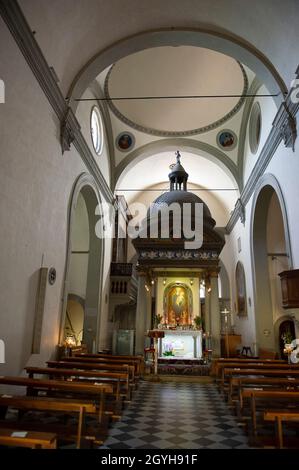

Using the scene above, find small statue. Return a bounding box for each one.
[175,150,181,164]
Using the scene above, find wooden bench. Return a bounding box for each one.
[263,410,299,448]
[0,376,112,423]
[228,375,299,404]
[26,366,131,402]
[62,356,141,381]
[239,388,299,437]
[0,427,57,449]
[213,358,285,378]
[77,353,145,376]
[0,395,97,448]
[47,361,136,388]
[221,365,299,390]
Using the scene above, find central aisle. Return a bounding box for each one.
[100,381,249,449]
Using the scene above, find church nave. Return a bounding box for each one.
[100,381,249,449]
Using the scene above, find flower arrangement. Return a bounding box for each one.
[193,316,203,329]
[163,341,174,356]
[281,328,294,345]
[154,314,163,328]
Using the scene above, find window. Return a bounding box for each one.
[235,261,247,317]
[249,102,262,154]
[90,106,103,155]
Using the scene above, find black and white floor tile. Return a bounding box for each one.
[99,381,249,449]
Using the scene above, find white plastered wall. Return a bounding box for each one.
[0,18,112,375]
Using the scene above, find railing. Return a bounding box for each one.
[110,262,137,301]
[110,263,133,276]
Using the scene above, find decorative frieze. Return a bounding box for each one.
[139,249,219,261]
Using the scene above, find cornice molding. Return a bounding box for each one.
[0,0,114,205]
[104,62,248,137]
[226,68,299,234]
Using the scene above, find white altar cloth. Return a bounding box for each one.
[158,329,202,358]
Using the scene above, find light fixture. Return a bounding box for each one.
[190,278,194,286]
[207,286,211,293]
[151,279,155,285]
[145,284,150,292]
[163,278,166,286]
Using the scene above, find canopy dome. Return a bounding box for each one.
[147,151,216,229]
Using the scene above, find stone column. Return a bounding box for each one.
[204,273,211,334]
[193,335,197,358]
[135,275,152,355]
[209,269,221,357]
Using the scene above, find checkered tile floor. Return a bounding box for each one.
[100,381,250,449]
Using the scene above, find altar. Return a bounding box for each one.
[158,329,202,359]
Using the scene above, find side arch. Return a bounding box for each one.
[115,138,240,192]
[250,173,293,352]
[59,173,105,351]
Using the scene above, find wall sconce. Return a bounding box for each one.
[163,278,166,286]
[190,278,194,286]
[207,286,211,293]
[145,284,150,292]
[151,279,155,285]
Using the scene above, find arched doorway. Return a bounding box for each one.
[251,175,293,354]
[278,319,296,359]
[60,174,104,352]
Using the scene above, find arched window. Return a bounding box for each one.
[235,261,247,316]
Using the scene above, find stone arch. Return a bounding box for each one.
[67,28,287,112]
[274,314,296,359]
[115,138,240,192]
[60,173,105,352]
[250,174,293,353]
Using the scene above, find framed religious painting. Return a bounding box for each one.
[235,261,247,316]
[116,131,135,152]
[217,129,237,151]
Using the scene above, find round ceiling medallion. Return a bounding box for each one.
[116,131,135,152]
[216,129,238,151]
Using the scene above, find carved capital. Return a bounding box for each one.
[281,111,297,152]
[273,102,297,152]
[61,108,75,153]
[235,198,245,225]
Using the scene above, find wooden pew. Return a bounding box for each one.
[228,376,299,404]
[213,358,285,378]
[239,388,299,438]
[263,410,299,448]
[26,366,131,402]
[221,365,299,390]
[217,361,295,385]
[77,353,144,376]
[0,376,112,423]
[0,395,97,448]
[0,428,57,449]
[47,361,136,388]
[62,356,141,381]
